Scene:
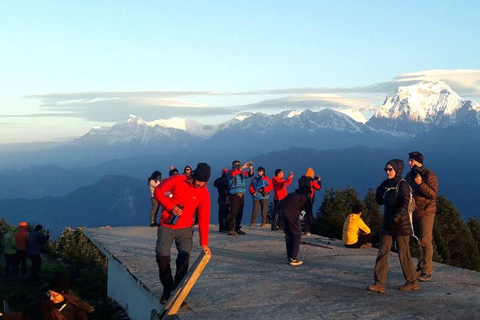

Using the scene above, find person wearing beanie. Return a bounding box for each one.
[249,167,273,227]
[297,167,322,235]
[227,160,254,235]
[0,273,94,319]
[367,159,419,294]
[154,162,211,305]
[277,187,313,266]
[342,204,372,249]
[14,221,29,276]
[148,171,162,227]
[214,168,230,233]
[405,151,438,282]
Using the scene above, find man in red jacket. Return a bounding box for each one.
[154,162,211,304]
[271,169,293,230]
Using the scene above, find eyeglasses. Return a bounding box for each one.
[384,168,394,172]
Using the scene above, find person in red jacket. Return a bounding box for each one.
[271,169,293,230]
[154,162,211,305]
[14,221,29,276]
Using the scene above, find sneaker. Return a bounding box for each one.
[260,223,266,227]
[361,243,372,249]
[399,282,420,291]
[366,284,385,293]
[150,222,158,227]
[235,229,246,235]
[419,273,432,282]
[249,223,255,227]
[227,230,238,236]
[304,231,311,236]
[289,259,303,266]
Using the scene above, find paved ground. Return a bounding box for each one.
[86,225,480,319]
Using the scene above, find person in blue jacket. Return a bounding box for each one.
[249,167,273,227]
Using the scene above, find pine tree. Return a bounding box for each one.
[433,196,480,271]
[314,186,362,239]
[467,217,480,259]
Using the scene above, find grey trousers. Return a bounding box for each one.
[374,233,418,285]
[413,214,435,274]
[251,199,268,224]
[155,226,193,298]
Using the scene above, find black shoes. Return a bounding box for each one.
[150,222,158,227]
[419,273,432,282]
[235,229,246,235]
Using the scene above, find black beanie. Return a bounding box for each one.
[49,273,70,294]
[409,151,424,164]
[193,163,211,182]
[352,204,363,214]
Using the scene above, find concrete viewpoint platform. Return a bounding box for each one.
[85,225,480,319]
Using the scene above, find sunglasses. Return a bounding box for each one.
[384,168,394,172]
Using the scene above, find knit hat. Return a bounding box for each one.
[193,163,211,182]
[222,168,229,174]
[49,273,70,294]
[305,168,315,178]
[409,151,424,165]
[19,221,28,228]
[352,204,363,214]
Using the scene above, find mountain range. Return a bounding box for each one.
[1,80,479,235]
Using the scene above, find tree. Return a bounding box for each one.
[314,186,362,239]
[362,188,383,245]
[467,217,480,258]
[433,196,480,271]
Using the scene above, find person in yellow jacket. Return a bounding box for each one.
[342,204,372,248]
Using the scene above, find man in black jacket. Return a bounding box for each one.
[405,151,438,282]
[214,168,230,233]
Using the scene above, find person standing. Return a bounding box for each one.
[278,186,312,266]
[3,227,17,281]
[148,171,162,227]
[183,165,192,177]
[249,167,273,227]
[367,159,419,293]
[405,151,438,282]
[154,163,211,304]
[271,169,293,230]
[298,168,321,235]
[14,221,29,277]
[27,224,50,280]
[227,160,254,235]
[214,168,230,233]
[342,204,372,248]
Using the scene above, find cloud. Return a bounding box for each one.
[17,69,480,124]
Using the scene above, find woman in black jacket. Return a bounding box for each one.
[367,159,419,293]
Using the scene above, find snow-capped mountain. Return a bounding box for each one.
[368,81,480,135]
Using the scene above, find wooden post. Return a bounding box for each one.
[154,251,211,319]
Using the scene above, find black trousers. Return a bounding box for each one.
[282,210,302,260]
[229,193,244,231]
[218,201,229,231]
[271,199,284,230]
[29,254,42,279]
[17,250,27,275]
[344,233,373,248]
[4,254,17,279]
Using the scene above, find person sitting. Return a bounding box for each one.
[0,273,94,319]
[342,204,372,248]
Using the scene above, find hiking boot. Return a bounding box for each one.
[249,223,255,227]
[227,230,238,236]
[361,243,372,249]
[235,229,246,235]
[366,284,385,293]
[419,273,432,282]
[289,259,303,266]
[399,282,420,291]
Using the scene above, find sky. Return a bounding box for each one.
[1,1,480,147]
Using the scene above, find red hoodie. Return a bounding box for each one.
[272,175,293,201]
[14,226,29,251]
[154,175,210,246]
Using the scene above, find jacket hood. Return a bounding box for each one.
[385,159,404,179]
